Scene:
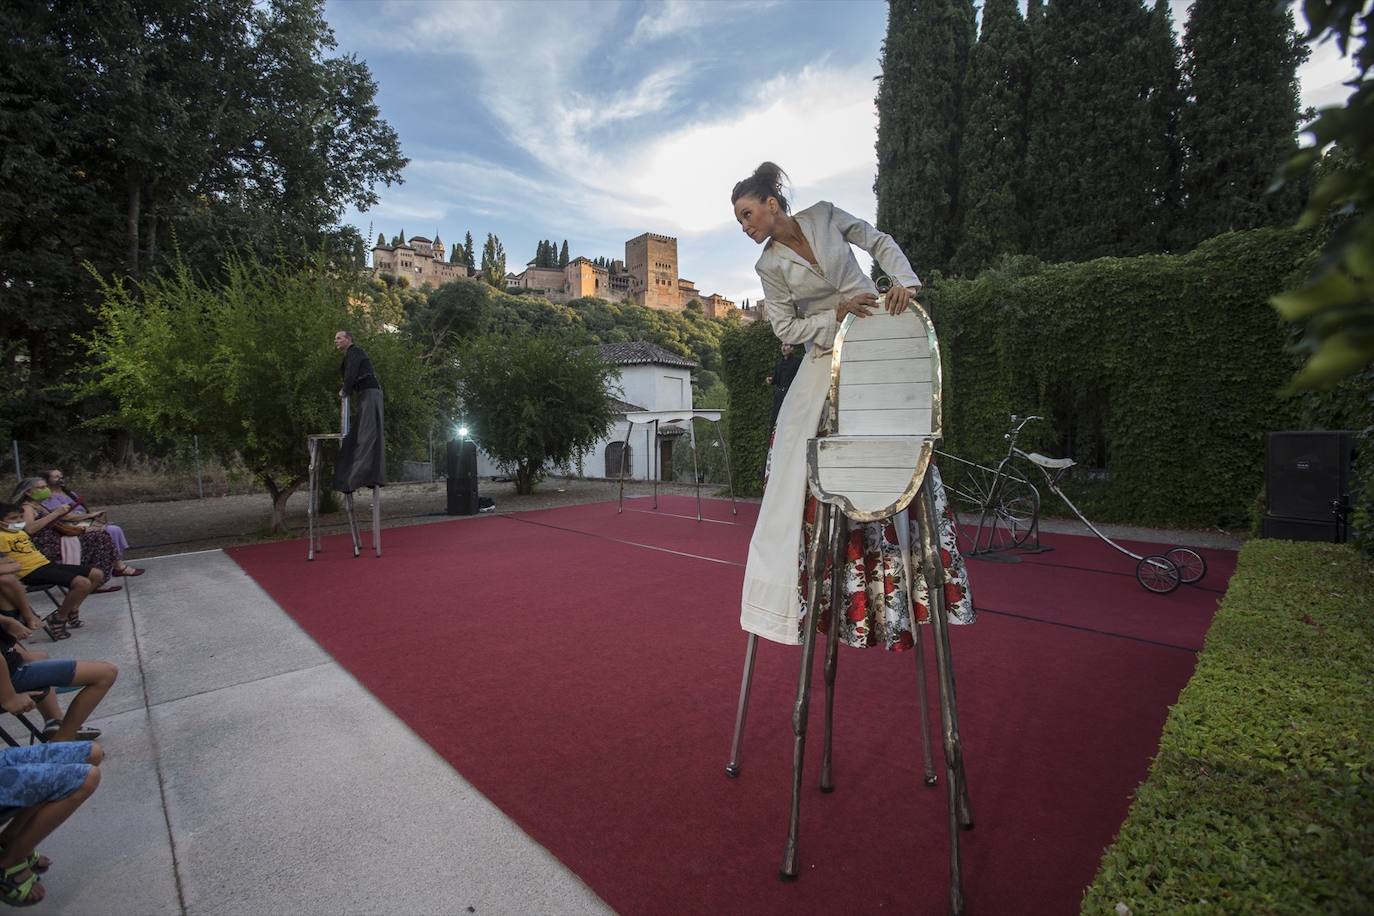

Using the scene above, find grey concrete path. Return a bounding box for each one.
[25,549,613,916]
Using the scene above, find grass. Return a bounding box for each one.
[1081,539,1374,914]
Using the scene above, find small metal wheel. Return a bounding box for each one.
[1136,555,1181,594]
[1165,546,1207,585]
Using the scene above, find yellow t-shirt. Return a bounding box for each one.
[0,528,50,578]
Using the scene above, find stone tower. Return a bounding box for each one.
[625,232,679,311]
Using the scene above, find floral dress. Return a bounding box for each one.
[30,508,119,580]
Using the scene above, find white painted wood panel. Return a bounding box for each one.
[838,358,933,385]
[844,311,924,342]
[815,437,923,467]
[838,382,932,411]
[837,408,932,436]
[815,466,918,493]
[840,338,930,362]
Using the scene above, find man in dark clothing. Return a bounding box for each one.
[333,330,386,493]
[767,342,803,433]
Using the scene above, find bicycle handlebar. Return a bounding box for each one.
[1005,414,1043,443]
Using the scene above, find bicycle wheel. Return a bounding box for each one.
[942,459,1038,553]
[1136,555,1181,594]
[1165,547,1207,585]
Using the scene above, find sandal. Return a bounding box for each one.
[115,566,144,578]
[0,861,42,907]
[92,585,121,594]
[41,615,69,642]
[40,721,100,741]
[21,855,46,877]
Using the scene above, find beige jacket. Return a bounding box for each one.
[755,200,921,357]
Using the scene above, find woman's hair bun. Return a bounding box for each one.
[731,161,790,213]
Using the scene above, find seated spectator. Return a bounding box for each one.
[0,502,106,640]
[40,470,142,577]
[0,740,102,906]
[0,611,115,742]
[9,480,134,588]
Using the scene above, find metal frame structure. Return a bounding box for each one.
[615,409,737,521]
[725,301,974,914]
[306,395,381,561]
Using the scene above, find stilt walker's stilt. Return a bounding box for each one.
[725,633,758,778]
[307,440,319,561]
[781,502,833,881]
[371,485,381,557]
[716,419,738,515]
[818,516,845,793]
[897,508,937,786]
[345,492,361,557]
[916,479,973,916]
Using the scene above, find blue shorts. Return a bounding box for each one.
[0,742,94,821]
[9,659,77,693]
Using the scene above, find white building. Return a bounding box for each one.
[473,341,699,481]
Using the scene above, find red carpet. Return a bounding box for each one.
[227,496,1232,914]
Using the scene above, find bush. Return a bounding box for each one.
[1081,540,1374,914]
[720,318,780,497]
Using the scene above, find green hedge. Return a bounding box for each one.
[720,318,781,497]
[721,228,1372,530]
[1082,540,1374,913]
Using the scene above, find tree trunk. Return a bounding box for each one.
[516,463,536,495]
[144,206,158,269]
[126,177,141,276]
[265,475,305,534]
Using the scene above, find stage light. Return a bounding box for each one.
[458,426,469,438]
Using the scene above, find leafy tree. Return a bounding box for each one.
[1178,0,1307,248]
[463,230,476,269]
[1023,0,1179,261]
[1272,0,1374,389]
[78,251,434,531]
[559,239,570,267]
[480,233,506,287]
[456,334,618,494]
[1144,0,1186,250]
[875,0,976,276]
[951,0,1032,276]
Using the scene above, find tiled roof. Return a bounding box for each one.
[608,396,646,413]
[596,341,699,369]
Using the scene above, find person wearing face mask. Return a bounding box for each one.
[38,470,139,577]
[730,162,974,652]
[8,480,133,590]
[0,503,105,641]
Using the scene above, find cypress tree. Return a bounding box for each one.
[1143,0,1185,251]
[874,0,977,276]
[951,0,1032,277]
[376,232,385,247]
[1177,0,1306,247]
[559,239,569,267]
[398,229,406,245]
[463,231,476,270]
[1023,0,1175,262]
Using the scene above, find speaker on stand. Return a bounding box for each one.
[1260,431,1357,543]
[446,437,479,516]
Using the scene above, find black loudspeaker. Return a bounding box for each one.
[446,438,479,516]
[1262,430,1356,542]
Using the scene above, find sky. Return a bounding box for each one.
[327,0,1361,308]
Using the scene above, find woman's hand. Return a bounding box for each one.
[884,285,920,315]
[835,292,878,322]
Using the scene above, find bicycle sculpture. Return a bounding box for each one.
[726,296,974,914]
[937,415,1206,594]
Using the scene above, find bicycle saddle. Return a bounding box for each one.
[1025,452,1076,470]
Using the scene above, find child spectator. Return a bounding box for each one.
[0,503,106,640]
[0,740,102,905]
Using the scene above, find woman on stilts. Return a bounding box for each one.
[732,161,975,655]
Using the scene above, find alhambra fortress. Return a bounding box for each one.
[371,231,756,320]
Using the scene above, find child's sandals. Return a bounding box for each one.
[41,614,69,642]
[0,860,42,907]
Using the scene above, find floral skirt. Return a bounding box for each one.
[33,527,119,580]
[797,463,975,651]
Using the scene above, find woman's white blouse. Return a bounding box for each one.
[754,201,922,354]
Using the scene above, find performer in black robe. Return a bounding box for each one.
[333,330,385,493]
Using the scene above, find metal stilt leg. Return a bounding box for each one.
[819,514,845,793]
[781,502,833,881]
[307,440,319,561]
[715,419,738,515]
[897,509,937,786]
[371,485,381,557]
[917,479,974,916]
[690,420,702,521]
[616,422,634,513]
[345,492,361,557]
[652,419,660,509]
[725,633,758,778]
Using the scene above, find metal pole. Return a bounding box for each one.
[193,435,204,499]
[10,440,19,480]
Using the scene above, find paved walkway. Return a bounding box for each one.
[29,545,612,916]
